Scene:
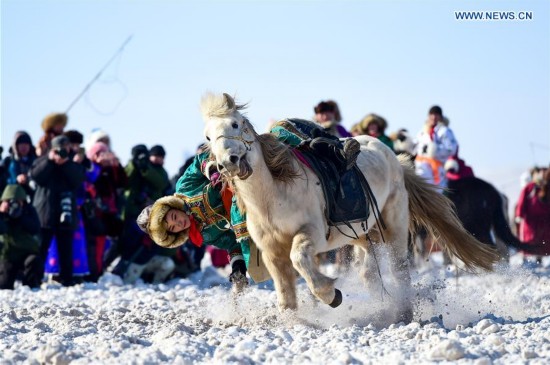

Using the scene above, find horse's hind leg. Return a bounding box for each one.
[352,232,384,293]
[262,253,297,311]
[290,229,341,307]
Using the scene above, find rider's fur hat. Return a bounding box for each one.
[137,195,190,248]
[358,114,388,133]
[41,113,68,132]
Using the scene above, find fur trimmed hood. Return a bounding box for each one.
[137,195,190,248]
[11,131,36,161]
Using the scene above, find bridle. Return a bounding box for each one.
[214,119,255,151]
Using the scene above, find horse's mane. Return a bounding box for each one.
[232,129,300,214]
[254,131,300,183]
[200,92,247,119]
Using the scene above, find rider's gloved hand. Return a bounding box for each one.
[229,258,248,292]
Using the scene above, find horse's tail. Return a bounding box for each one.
[398,155,499,271]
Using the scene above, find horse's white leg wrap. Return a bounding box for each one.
[290,231,338,306]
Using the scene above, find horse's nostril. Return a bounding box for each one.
[217,164,224,171]
[229,155,239,164]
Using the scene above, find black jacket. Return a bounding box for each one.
[29,155,85,230]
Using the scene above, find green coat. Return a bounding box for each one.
[378,134,395,151]
[0,205,41,262]
[175,151,249,262]
[124,161,170,219]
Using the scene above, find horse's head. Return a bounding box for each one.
[201,92,255,180]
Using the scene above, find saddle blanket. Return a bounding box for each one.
[294,148,369,226]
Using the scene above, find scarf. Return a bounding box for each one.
[188,215,203,247]
[429,124,436,141]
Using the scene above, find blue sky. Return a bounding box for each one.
[1,0,549,203]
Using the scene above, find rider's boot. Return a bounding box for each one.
[309,137,360,171]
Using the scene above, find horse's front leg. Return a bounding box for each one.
[290,229,342,308]
[262,252,297,311]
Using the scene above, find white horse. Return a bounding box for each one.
[202,93,498,321]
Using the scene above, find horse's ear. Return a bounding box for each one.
[223,93,236,111]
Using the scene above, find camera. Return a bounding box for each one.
[7,200,23,219]
[59,192,73,225]
[134,153,150,171]
[54,147,69,159]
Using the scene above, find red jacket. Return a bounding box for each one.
[516,182,550,248]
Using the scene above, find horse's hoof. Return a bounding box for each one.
[329,289,343,308]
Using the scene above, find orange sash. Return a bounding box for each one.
[415,155,443,185]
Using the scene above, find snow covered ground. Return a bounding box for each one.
[1,253,549,364]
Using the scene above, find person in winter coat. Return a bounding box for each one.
[313,100,352,138]
[351,114,394,150]
[85,141,127,280]
[515,167,550,260]
[0,185,42,289]
[414,105,458,188]
[4,131,37,199]
[36,113,68,157]
[122,144,169,222]
[85,129,112,156]
[444,146,475,182]
[115,144,171,278]
[29,135,86,286]
[44,130,97,282]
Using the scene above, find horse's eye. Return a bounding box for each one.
[232,122,239,129]
[206,136,210,141]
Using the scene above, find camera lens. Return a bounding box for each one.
[55,148,68,159]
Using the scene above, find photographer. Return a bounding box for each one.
[0,185,42,289]
[29,135,85,286]
[42,130,97,282]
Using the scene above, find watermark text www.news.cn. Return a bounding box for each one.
[455,11,533,21]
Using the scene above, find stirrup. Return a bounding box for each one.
[342,138,360,170]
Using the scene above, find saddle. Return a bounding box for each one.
[295,148,370,226]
